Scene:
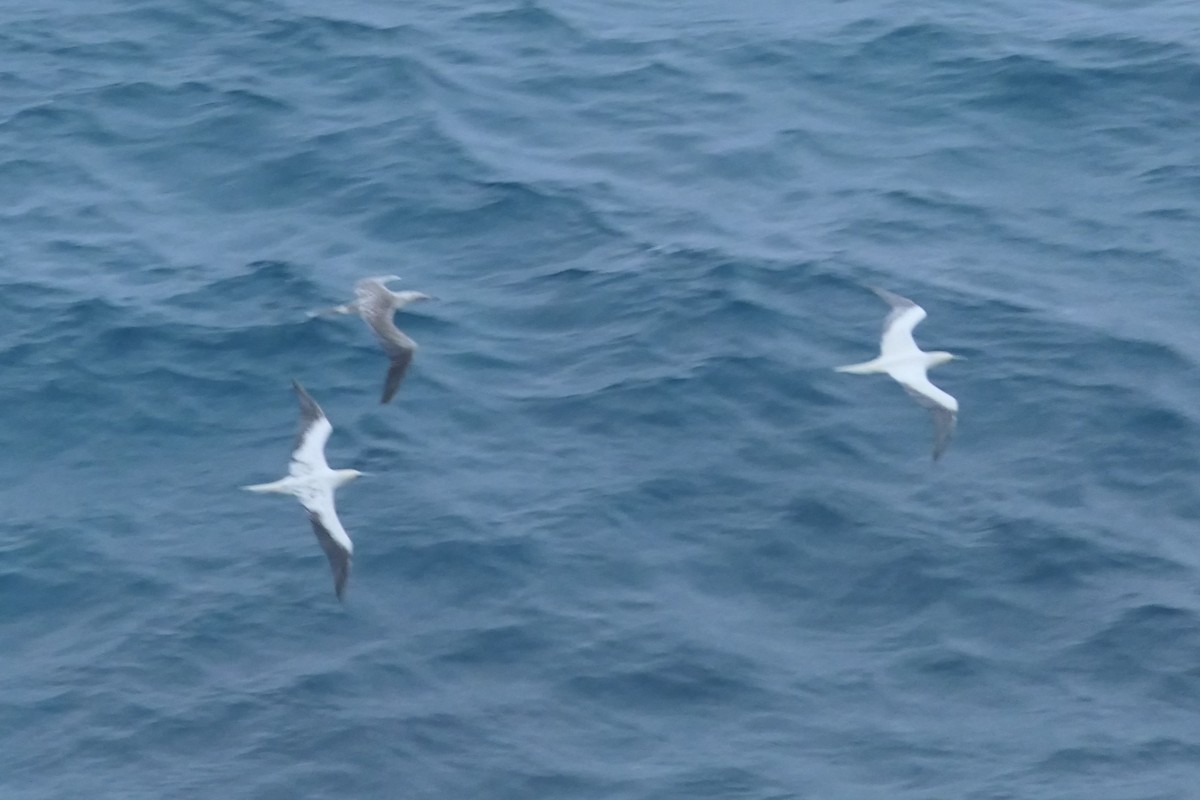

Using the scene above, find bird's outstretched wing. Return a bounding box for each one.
[290,381,332,476]
[870,287,927,359]
[353,277,395,305]
[380,344,415,404]
[302,491,353,601]
[891,366,958,460]
[353,290,417,403]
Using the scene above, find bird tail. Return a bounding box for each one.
[835,359,883,374]
[306,302,356,319]
[242,479,293,494]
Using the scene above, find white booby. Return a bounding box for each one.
[836,287,962,460]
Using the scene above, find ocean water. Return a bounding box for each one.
[2,0,1200,797]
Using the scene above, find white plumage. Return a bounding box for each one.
[836,287,962,460]
[243,381,364,600]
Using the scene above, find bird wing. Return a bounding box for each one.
[353,277,394,305]
[354,289,418,403]
[888,363,958,460]
[380,345,415,404]
[357,290,416,359]
[871,287,927,359]
[300,488,353,601]
[290,381,332,476]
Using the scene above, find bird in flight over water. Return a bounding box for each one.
[243,381,365,601]
[313,276,433,403]
[836,287,962,460]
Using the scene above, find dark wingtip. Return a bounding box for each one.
[292,381,325,436]
[869,285,914,307]
[333,564,349,602]
[380,355,412,404]
[931,434,952,461]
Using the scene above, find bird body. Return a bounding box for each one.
[315,276,432,403]
[836,288,961,459]
[243,381,363,600]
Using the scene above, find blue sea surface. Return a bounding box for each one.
[3,1,1200,797]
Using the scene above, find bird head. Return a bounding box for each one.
[393,290,435,307]
[336,469,368,486]
[929,351,962,367]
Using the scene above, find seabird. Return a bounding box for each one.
[836,287,962,460]
[315,276,433,404]
[242,381,365,600]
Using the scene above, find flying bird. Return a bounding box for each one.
[836,287,962,460]
[314,276,433,403]
[243,381,365,600]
